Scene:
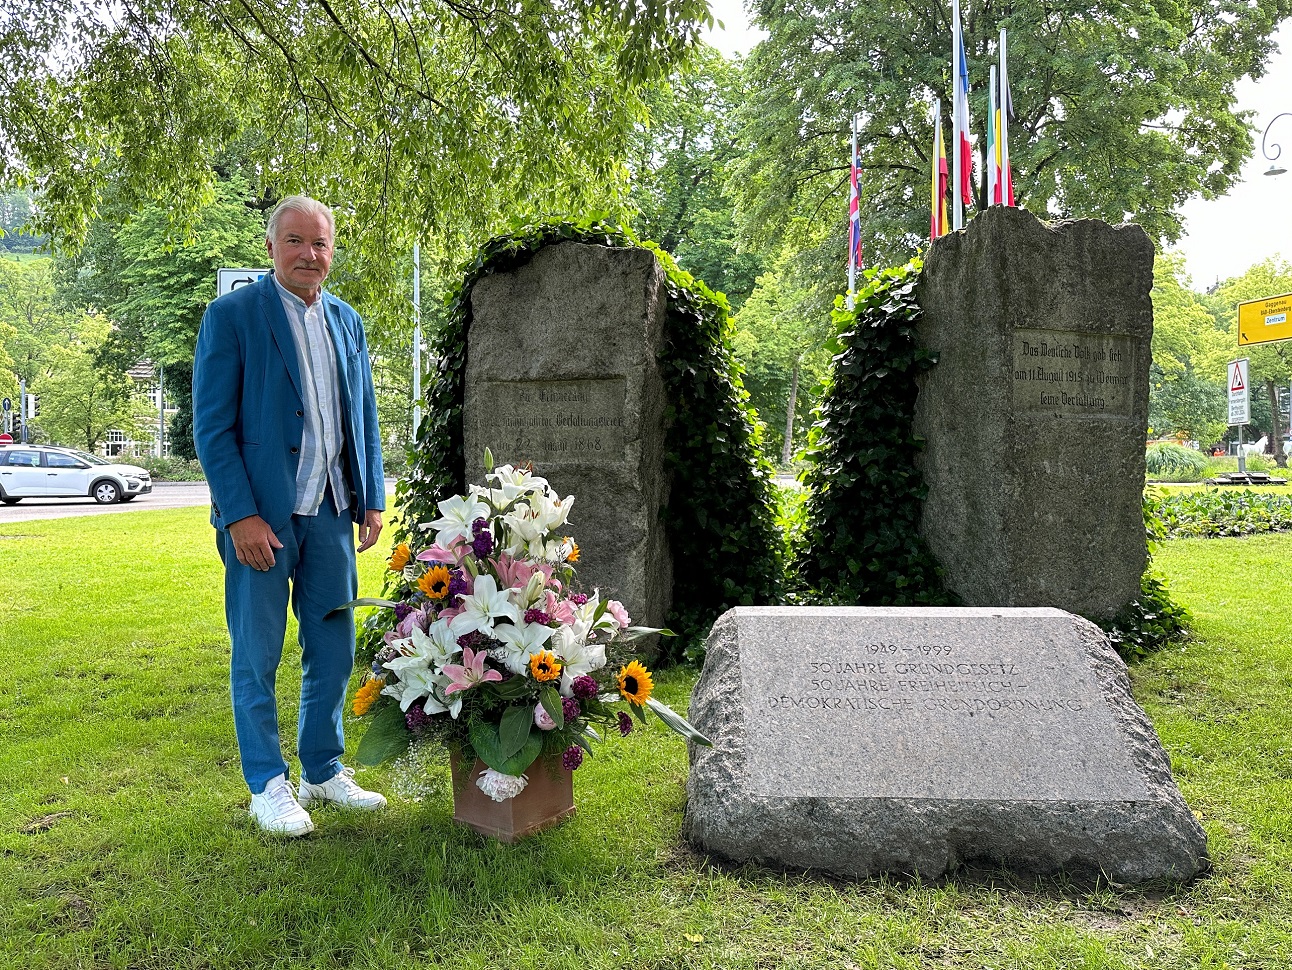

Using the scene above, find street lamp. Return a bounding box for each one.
[1261,112,1291,176]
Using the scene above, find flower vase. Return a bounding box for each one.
[447,749,575,842]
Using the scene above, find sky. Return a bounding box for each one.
[701,5,1292,291]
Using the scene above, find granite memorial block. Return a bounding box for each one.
[464,242,672,635]
[914,207,1154,622]
[683,606,1208,883]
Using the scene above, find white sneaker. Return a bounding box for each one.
[249,775,314,837]
[298,766,387,811]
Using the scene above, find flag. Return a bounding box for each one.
[999,28,1016,206]
[954,4,973,208]
[849,145,864,272]
[931,106,949,240]
[987,66,1000,205]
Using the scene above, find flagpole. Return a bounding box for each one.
[847,113,858,310]
[988,64,998,205]
[412,242,422,436]
[931,99,940,241]
[951,2,961,231]
[999,28,1011,206]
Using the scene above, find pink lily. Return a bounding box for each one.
[442,647,503,695]
[545,590,576,625]
[491,553,534,590]
[418,536,470,566]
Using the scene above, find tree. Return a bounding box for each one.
[628,46,764,309]
[1210,258,1292,465]
[1148,252,1230,445]
[55,176,269,459]
[0,257,81,384]
[30,318,142,451]
[734,0,1292,280]
[0,0,714,332]
[730,230,834,463]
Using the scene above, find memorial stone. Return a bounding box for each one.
[914,207,1154,621]
[683,606,1208,883]
[464,242,672,634]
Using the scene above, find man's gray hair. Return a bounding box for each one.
[266,195,335,242]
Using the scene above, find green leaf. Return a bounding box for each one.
[326,596,400,617]
[646,697,713,747]
[498,704,534,760]
[355,700,412,766]
[539,685,564,729]
[469,721,543,776]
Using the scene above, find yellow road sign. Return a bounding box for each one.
[1238,292,1292,346]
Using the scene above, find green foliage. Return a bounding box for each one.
[131,455,206,482]
[1145,488,1292,538]
[1,0,713,339]
[794,261,954,606]
[735,0,1290,275]
[397,219,782,664]
[1145,442,1210,481]
[1099,489,1190,661]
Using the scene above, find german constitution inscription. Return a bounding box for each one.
[474,378,627,464]
[1012,328,1136,418]
[738,607,1146,801]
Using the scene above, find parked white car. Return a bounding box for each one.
[0,445,152,504]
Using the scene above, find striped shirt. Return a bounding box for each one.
[273,276,350,516]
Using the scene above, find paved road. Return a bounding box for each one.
[0,479,402,525]
[0,482,213,525]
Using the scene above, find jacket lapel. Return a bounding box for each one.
[259,274,305,402]
[322,296,353,403]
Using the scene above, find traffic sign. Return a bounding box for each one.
[1,397,9,412]
[1228,358,1250,426]
[217,268,271,298]
[1238,292,1292,346]
[0,432,11,445]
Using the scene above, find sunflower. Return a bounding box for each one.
[417,564,452,600]
[564,537,580,563]
[617,660,653,706]
[352,677,384,716]
[387,543,412,572]
[529,650,562,683]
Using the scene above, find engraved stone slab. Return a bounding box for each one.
[464,243,672,637]
[914,207,1155,621]
[683,607,1209,884]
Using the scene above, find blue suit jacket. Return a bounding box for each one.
[193,273,385,532]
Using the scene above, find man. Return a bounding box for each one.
[194,195,387,836]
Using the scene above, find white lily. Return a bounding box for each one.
[380,654,440,711]
[449,573,521,636]
[531,490,575,532]
[489,464,548,502]
[420,678,464,719]
[554,623,607,695]
[507,570,549,612]
[410,618,461,669]
[426,493,490,548]
[494,619,556,674]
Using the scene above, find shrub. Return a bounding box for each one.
[132,455,206,481]
[1145,442,1207,482]
[1144,488,1292,538]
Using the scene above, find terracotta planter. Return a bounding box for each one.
[448,749,575,842]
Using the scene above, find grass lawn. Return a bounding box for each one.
[2,508,1290,969]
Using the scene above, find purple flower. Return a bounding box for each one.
[570,593,588,606]
[618,712,634,737]
[562,745,584,771]
[457,630,486,650]
[471,517,489,536]
[405,701,433,736]
[447,569,471,600]
[523,608,552,625]
[571,675,597,699]
[562,697,581,721]
[393,602,414,622]
[471,530,494,558]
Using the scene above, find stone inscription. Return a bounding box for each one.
[740,616,1146,801]
[1011,329,1136,418]
[475,379,627,464]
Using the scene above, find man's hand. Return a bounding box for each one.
[228,515,284,571]
[357,509,384,553]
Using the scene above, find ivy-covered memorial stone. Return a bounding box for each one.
[390,222,783,664]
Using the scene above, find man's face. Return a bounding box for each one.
[267,209,334,299]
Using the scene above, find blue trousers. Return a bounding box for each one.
[216,493,358,794]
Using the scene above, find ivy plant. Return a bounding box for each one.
[385,219,783,665]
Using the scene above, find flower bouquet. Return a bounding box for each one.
[344,451,709,812]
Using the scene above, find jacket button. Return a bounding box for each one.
[290,447,299,454]
[296,410,303,417]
